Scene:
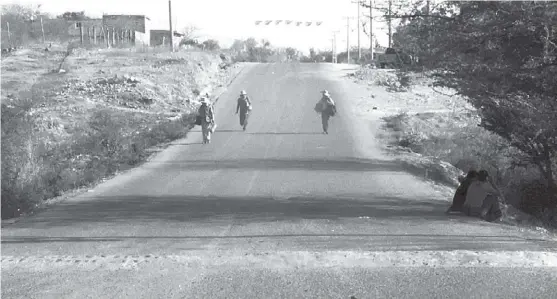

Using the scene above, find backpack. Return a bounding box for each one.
[328,105,337,116]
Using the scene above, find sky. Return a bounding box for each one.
[2,0,392,53]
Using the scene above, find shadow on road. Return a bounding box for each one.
[247,132,324,135]
[4,195,555,250]
[143,157,407,172]
[172,142,204,146]
[3,234,552,248]
[214,129,244,133]
[6,194,452,227]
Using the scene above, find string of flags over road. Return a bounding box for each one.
[254,20,324,26]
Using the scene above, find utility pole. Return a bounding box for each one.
[332,30,340,63]
[369,0,374,61]
[351,0,362,61]
[333,32,337,63]
[7,22,11,47]
[168,0,174,52]
[357,1,361,60]
[387,0,392,48]
[346,17,350,64]
[330,38,335,63]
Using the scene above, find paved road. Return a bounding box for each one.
[2,63,557,299]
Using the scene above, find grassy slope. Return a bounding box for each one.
[1,45,241,219]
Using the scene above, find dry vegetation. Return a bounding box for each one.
[1,44,240,219]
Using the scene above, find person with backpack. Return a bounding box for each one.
[314,90,337,134]
[197,96,216,144]
[236,90,252,131]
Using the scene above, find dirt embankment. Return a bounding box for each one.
[1,45,243,219]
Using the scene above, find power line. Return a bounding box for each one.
[254,20,324,26]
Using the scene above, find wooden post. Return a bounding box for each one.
[104,27,109,48]
[40,17,46,44]
[107,27,111,47]
[79,22,84,45]
[168,0,174,52]
[112,28,116,45]
[6,22,11,46]
[93,27,97,44]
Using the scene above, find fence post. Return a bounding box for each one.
[79,23,84,45]
[93,27,97,44]
[112,28,116,46]
[40,17,46,44]
[104,27,109,48]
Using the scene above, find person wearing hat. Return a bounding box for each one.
[314,90,337,134]
[197,96,216,144]
[236,90,252,131]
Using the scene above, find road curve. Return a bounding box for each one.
[2,63,556,299]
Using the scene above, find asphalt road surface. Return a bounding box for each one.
[2,63,557,299]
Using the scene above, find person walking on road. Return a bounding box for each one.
[314,90,337,134]
[236,90,252,131]
[197,96,216,144]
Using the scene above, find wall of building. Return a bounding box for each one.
[67,19,103,37]
[102,15,150,46]
[102,15,148,33]
[150,30,182,48]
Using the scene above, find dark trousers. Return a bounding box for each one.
[239,111,249,127]
[463,195,502,221]
[321,113,330,132]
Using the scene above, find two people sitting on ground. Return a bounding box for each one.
[446,169,503,222]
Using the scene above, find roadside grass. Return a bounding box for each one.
[1,96,195,219]
[1,44,231,220]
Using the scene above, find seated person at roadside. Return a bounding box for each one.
[446,170,478,214]
[462,170,500,220]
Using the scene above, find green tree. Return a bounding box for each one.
[395,1,557,209]
[57,11,89,21]
[202,39,220,51]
